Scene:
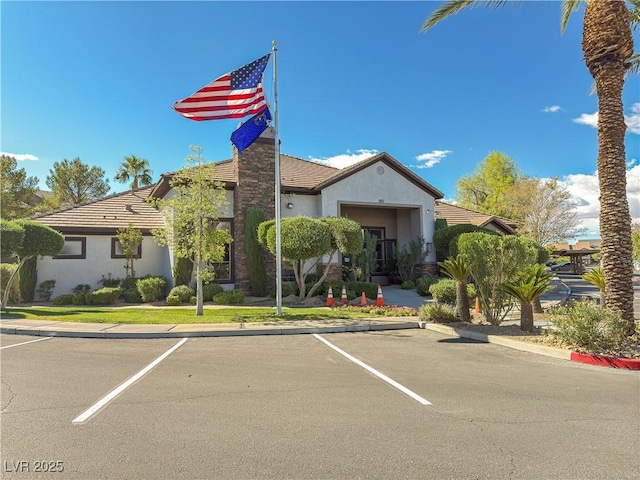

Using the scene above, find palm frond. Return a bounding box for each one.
[560,0,582,34]
[421,0,512,33]
[626,53,640,77]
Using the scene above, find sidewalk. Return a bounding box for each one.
[0,277,571,339]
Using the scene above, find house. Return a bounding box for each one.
[34,128,445,298]
[434,201,518,235]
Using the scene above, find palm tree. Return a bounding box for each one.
[583,266,606,306]
[499,264,553,332]
[422,0,635,334]
[439,255,472,323]
[114,155,153,192]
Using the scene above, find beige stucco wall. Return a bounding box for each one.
[320,161,437,261]
[37,235,170,298]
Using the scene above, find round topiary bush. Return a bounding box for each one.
[166,294,182,306]
[416,275,440,296]
[122,288,142,304]
[168,285,195,303]
[85,287,122,305]
[202,283,224,302]
[213,289,245,305]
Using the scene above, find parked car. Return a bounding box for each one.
[550,261,571,271]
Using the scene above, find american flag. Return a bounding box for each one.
[173,54,271,121]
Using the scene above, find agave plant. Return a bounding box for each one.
[499,264,553,332]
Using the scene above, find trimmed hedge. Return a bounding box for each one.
[201,283,224,302]
[86,287,122,305]
[53,294,75,305]
[136,276,167,303]
[122,288,142,303]
[168,285,195,304]
[416,275,440,296]
[166,294,182,306]
[428,279,477,305]
[213,289,245,305]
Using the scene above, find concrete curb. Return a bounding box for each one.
[420,323,572,360]
[0,320,420,339]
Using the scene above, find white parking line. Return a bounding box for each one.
[0,337,53,350]
[312,334,431,406]
[72,338,189,424]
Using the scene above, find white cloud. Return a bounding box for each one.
[414,149,452,169]
[543,105,562,113]
[624,102,640,135]
[0,151,39,161]
[559,160,640,238]
[308,149,379,169]
[572,102,640,134]
[573,112,599,129]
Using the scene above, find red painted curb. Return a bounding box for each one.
[570,352,640,370]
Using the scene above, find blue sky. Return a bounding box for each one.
[2,1,639,239]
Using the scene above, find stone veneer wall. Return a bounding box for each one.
[415,263,438,277]
[232,134,276,294]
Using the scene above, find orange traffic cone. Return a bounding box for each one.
[360,292,367,306]
[341,285,348,305]
[376,285,384,306]
[475,297,481,314]
[327,285,334,307]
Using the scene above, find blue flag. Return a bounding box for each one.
[230,107,272,152]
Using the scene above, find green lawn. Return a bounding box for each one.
[0,306,381,324]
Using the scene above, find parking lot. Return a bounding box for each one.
[1,330,638,479]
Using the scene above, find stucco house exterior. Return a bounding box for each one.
[33,128,447,298]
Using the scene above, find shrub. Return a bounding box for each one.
[0,263,21,304]
[416,275,440,296]
[36,280,56,301]
[136,276,167,302]
[19,257,37,303]
[168,285,195,304]
[122,288,142,304]
[86,287,121,305]
[172,256,193,286]
[190,296,197,305]
[433,224,499,259]
[99,274,121,288]
[213,289,245,305]
[201,282,224,302]
[73,284,91,295]
[418,303,458,323]
[547,300,631,354]
[345,281,378,300]
[401,280,415,290]
[271,283,297,298]
[53,294,75,305]
[72,293,87,305]
[429,279,477,305]
[121,277,137,291]
[166,294,182,306]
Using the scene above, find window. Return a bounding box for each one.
[111,238,142,259]
[208,220,233,283]
[56,237,86,259]
[363,227,396,273]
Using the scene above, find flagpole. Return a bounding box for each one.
[272,40,283,316]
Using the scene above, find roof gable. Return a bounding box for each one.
[435,202,518,235]
[314,152,444,199]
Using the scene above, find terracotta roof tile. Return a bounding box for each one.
[435,202,518,234]
[33,186,164,234]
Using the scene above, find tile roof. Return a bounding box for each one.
[33,186,164,234]
[435,202,518,234]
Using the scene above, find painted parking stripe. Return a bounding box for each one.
[313,334,431,406]
[0,337,53,350]
[72,338,189,424]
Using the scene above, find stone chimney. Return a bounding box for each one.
[232,127,276,294]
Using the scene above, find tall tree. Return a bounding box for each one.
[423,0,636,332]
[151,145,232,316]
[455,151,521,218]
[114,155,153,192]
[509,177,585,246]
[45,157,110,206]
[0,155,39,219]
[0,220,64,309]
